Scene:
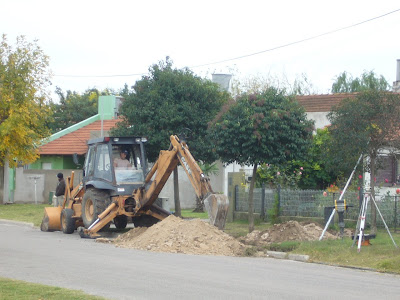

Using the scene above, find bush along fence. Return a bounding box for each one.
[233,185,400,230]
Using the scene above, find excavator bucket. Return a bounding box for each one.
[40,206,63,231]
[204,194,229,230]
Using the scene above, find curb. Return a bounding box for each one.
[266,250,309,262]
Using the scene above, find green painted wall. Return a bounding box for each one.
[29,155,84,170]
[9,168,15,190]
[62,155,85,169]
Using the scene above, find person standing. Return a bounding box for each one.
[55,173,66,206]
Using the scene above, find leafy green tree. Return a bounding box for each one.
[258,128,338,190]
[210,87,314,231]
[112,58,229,163]
[48,87,111,133]
[327,90,400,233]
[331,71,390,93]
[297,128,338,189]
[0,35,52,167]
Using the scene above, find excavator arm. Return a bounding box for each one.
[135,135,214,210]
[136,135,229,229]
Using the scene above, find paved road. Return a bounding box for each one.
[1,220,400,300]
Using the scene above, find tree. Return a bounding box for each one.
[0,35,52,167]
[231,72,318,97]
[48,87,114,133]
[331,71,390,93]
[112,58,229,162]
[210,87,314,232]
[257,128,339,190]
[327,90,400,234]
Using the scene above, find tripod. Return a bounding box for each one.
[352,191,398,252]
[319,154,363,241]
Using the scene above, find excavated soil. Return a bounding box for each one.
[109,217,351,256]
[113,215,246,256]
[240,220,347,246]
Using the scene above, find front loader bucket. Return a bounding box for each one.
[204,194,229,230]
[40,207,63,232]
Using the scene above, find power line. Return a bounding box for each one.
[189,8,400,69]
[54,8,400,78]
[54,72,146,78]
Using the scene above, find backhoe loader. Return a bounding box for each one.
[40,135,229,238]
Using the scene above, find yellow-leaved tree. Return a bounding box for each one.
[0,34,52,167]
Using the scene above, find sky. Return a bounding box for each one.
[1,0,399,100]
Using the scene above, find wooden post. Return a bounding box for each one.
[173,167,181,217]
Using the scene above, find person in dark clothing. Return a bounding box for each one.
[55,173,66,206]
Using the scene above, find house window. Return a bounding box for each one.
[42,162,52,170]
[375,156,396,187]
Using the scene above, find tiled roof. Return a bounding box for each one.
[296,93,356,112]
[39,119,121,155]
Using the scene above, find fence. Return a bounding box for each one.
[234,185,400,230]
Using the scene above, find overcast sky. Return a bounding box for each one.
[1,0,399,99]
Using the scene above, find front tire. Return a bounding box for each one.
[81,188,111,230]
[61,208,75,234]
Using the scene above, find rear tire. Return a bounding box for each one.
[61,208,75,234]
[132,215,159,227]
[81,188,111,230]
[114,215,128,229]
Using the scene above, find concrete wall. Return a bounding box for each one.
[13,168,83,204]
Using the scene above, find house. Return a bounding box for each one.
[2,96,122,204]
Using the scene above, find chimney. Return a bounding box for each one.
[212,74,232,92]
[393,59,400,92]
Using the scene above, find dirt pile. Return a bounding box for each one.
[113,215,246,256]
[240,221,338,246]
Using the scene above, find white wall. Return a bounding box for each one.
[158,163,225,211]
[306,112,330,129]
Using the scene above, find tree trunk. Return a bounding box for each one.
[248,164,257,233]
[370,153,377,234]
[173,167,181,217]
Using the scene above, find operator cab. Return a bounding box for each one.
[112,143,145,184]
[83,137,148,194]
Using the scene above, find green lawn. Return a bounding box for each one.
[0,277,106,300]
[0,204,48,227]
[294,232,400,273]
